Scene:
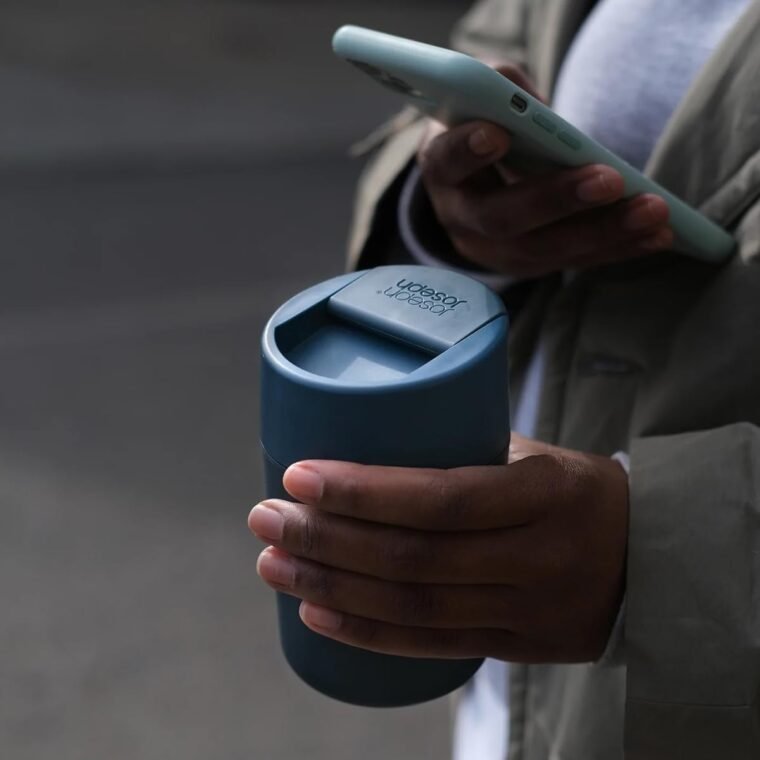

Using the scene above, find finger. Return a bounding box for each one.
[560,194,674,267]
[282,458,559,530]
[249,499,535,584]
[418,63,538,193]
[563,226,675,270]
[508,193,671,263]
[417,118,446,157]
[446,216,671,281]
[419,120,511,187]
[299,601,552,662]
[445,230,529,274]
[433,163,625,241]
[257,547,518,629]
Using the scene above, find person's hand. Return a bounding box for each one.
[249,434,629,664]
[417,63,673,278]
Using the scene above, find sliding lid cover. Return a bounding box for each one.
[261,265,509,467]
[327,265,504,353]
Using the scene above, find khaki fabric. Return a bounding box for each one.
[344,1,760,757]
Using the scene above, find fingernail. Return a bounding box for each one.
[468,128,496,156]
[575,170,620,203]
[249,503,284,541]
[284,464,323,503]
[257,550,295,587]
[300,602,342,632]
[623,199,663,231]
[640,228,674,251]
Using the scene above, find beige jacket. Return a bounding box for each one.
[346,1,760,758]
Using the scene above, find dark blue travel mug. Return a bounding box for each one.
[260,265,509,707]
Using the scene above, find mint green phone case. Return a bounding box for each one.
[333,25,735,262]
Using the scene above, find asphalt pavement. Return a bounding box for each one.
[0,3,463,759]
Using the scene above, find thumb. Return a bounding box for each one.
[417,117,447,160]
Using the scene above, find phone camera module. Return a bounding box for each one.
[347,58,425,99]
[347,59,383,79]
[381,73,425,99]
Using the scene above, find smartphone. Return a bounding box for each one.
[333,25,735,263]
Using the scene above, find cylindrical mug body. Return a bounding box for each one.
[260,266,510,707]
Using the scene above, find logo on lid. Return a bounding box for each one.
[380,278,468,316]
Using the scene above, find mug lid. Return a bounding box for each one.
[328,266,505,354]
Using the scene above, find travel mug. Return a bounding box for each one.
[260,265,509,707]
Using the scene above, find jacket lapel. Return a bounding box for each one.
[645,0,760,224]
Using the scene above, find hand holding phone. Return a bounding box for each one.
[416,69,672,278]
[334,26,735,265]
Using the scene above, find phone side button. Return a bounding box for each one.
[532,112,557,133]
[558,130,581,150]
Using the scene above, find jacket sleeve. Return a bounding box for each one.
[625,425,760,758]
[345,0,533,270]
[622,142,760,755]
[450,0,531,68]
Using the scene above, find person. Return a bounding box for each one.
[250,0,760,757]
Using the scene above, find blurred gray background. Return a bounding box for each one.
[0,2,466,759]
